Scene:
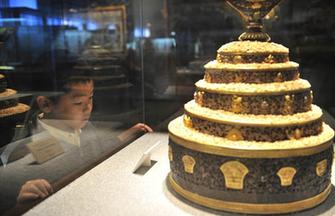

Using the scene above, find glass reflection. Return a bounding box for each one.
[0,74,152,211]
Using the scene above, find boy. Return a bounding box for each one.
[1,75,152,209]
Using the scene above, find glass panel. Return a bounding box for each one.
[0,0,334,214]
[0,0,149,213]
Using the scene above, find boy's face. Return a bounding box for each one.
[49,81,94,130]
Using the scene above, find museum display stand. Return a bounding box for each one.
[18,132,335,216]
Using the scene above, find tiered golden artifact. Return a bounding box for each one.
[168,0,334,214]
[0,73,29,120]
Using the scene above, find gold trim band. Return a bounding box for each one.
[196,86,309,96]
[168,173,332,215]
[205,66,299,72]
[204,61,299,71]
[184,101,322,127]
[195,79,311,96]
[184,110,321,127]
[217,51,288,55]
[169,133,333,158]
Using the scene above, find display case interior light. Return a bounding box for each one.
[87,21,98,31]
[108,24,116,30]
[134,27,151,38]
[0,15,42,27]
[152,38,176,54]
[0,18,25,23]
[70,20,84,30]
[20,14,42,26]
[9,0,37,10]
[46,17,62,26]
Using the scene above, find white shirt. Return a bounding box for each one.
[37,116,82,147]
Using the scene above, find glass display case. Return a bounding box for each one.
[0,0,334,215]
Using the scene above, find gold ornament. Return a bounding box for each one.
[264,54,275,63]
[195,91,205,106]
[286,128,303,140]
[182,155,196,174]
[316,159,327,177]
[231,95,243,113]
[168,146,173,161]
[277,167,297,186]
[218,54,229,63]
[183,115,193,128]
[220,161,249,190]
[206,74,212,82]
[261,101,269,112]
[283,94,294,114]
[294,128,302,139]
[235,73,243,82]
[217,54,222,62]
[304,95,309,104]
[233,55,243,64]
[297,72,300,79]
[251,2,262,9]
[274,72,283,82]
[226,128,244,141]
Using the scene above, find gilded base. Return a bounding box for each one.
[168,173,332,215]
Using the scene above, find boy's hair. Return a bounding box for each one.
[56,66,93,91]
[50,75,93,103]
[26,72,93,131]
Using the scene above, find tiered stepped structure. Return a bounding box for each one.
[0,73,30,146]
[168,40,334,214]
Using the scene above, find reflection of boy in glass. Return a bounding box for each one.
[16,76,152,203]
[17,77,94,202]
[37,78,94,133]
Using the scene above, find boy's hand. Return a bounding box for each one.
[17,179,53,203]
[118,123,153,142]
[131,123,153,133]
